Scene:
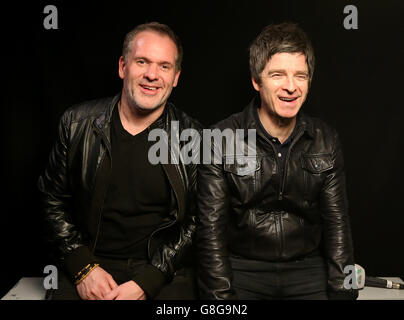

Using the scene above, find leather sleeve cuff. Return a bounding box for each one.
[64,246,97,282]
[132,264,167,299]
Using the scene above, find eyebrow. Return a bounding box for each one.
[134,56,174,67]
[267,69,309,76]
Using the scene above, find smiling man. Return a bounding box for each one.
[38,22,201,300]
[197,23,358,300]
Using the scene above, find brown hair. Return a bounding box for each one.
[249,22,315,86]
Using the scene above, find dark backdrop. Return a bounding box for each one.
[1,0,403,296]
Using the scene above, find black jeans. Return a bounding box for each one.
[48,256,197,300]
[229,254,328,300]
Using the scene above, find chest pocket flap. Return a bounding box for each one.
[301,154,333,173]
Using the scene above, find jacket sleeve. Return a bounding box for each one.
[196,138,237,300]
[320,130,358,300]
[37,110,96,280]
[139,209,197,298]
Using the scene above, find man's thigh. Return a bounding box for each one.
[154,267,198,300]
[280,256,328,300]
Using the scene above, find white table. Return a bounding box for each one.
[1,277,46,300]
[358,277,404,300]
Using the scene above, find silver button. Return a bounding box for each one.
[272,139,276,142]
[278,153,282,158]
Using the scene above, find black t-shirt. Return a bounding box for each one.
[95,105,171,260]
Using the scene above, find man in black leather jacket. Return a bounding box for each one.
[197,23,357,300]
[38,22,201,300]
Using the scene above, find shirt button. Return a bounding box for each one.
[272,139,276,142]
[278,153,282,158]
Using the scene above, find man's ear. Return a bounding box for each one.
[251,76,261,91]
[173,70,181,87]
[118,56,126,80]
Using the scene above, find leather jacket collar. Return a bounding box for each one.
[92,92,174,151]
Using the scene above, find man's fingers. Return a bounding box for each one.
[99,277,118,299]
[99,282,114,295]
[108,276,119,290]
[75,267,121,300]
[87,292,97,300]
[89,288,103,300]
[104,287,119,300]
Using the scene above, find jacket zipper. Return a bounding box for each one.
[278,213,284,258]
[278,130,304,200]
[261,128,304,258]
[91,153,108,254]
[91,125,112,254]
[276,130,304,258]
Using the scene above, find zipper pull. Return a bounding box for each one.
[279,191,283,200]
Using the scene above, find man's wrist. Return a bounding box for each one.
[74,263,99,285]
[64,245,98,281]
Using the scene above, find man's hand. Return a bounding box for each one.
[104,280,147,300]
[76,266,118,300]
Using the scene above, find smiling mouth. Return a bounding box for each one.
[279,96,298,102]
[140,85,159,91]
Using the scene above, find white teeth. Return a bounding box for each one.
[279,97,296,101]
[143,86,157,90]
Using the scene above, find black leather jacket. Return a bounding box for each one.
[38,93,201,285]
[197,99,356,299]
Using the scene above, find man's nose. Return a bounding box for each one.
[144,63,158,81]
[282,76,297,93]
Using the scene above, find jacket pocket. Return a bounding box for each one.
[300,153,333,201]
[301,153,333,173]
[223,156,260,203]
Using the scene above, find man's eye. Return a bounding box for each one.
[136,60,145,65]
[296,74,308,80]
[161,65,170,70]
[271,73,283,78]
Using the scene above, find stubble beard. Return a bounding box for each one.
[269,96,306,128]
[124,85,165,115]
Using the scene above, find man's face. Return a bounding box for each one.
[252,52,309,119]
[119,31,180,112]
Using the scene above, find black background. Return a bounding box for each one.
[1,0,403,297]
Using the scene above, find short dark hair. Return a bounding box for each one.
[122,22,183,71]
[249,22,315,86]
